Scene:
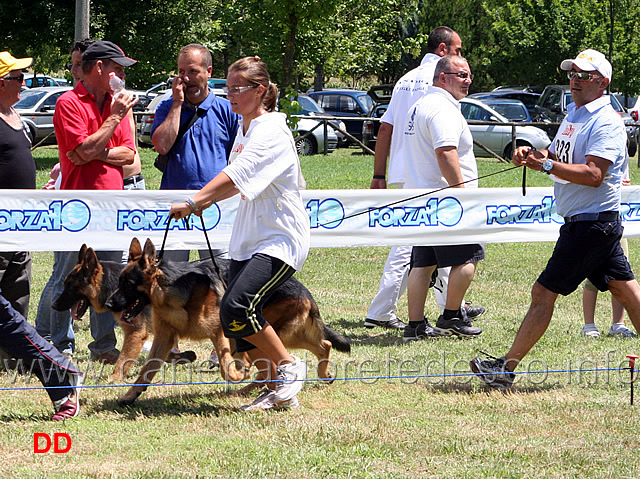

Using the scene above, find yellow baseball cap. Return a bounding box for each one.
[0,51,33,78]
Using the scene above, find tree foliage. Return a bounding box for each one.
[2,0,640,95]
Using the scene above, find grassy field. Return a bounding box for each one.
[3,145,640,478]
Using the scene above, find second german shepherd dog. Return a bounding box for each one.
[51,245,196,381]
[106,238,351,406]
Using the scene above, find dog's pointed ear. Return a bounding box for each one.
[129,238,142,261]
[142,238,157,263]
[84,247,99,273]
[78,244,88,264]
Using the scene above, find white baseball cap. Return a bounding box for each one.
[560,49,612,81]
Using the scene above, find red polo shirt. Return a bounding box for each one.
[54,82,135,190]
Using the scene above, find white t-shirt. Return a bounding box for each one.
[402,86,478,189]
[381,53,441,186]
[223,112,310,271]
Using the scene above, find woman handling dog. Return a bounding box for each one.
[170,56,310,410]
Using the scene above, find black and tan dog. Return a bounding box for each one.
[106,238,351,406]
[51,245,196,381]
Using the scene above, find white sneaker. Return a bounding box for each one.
[241,388,300,411]
[273,354,307,402]
[581,325,600,338]
[608,325,638,338]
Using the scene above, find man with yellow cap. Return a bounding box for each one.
[0,51,36,320]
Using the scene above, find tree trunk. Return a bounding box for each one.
[314,64,324,91]
[281,12,298,90]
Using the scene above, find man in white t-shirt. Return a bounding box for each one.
[365,26,484,330]
[402,55,485,341]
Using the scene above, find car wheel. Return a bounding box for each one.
[25,126,35,145]
[628,138,637,158]
[504,141,531,161]
[296,135,317,156]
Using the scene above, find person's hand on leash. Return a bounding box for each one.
[513,146,547,171]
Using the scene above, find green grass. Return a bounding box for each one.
[4,145,640,478]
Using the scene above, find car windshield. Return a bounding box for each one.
[565,92,624,112]
[358,94,374,112]
[488,103,528,121]
[14,90,47,109]
[298,96,324,114]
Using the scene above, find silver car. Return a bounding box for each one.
[14,86,72,144]
[460,97,551,159]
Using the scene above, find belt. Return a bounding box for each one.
[123,173,144,186]
[564,211,619,223]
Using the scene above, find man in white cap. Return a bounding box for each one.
[471,48,640,389]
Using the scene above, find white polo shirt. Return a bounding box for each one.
[381,53,441,186]
[401,86,477,189]
[223,112,310,271]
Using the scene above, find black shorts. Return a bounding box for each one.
[538,219,634,296]
[410,244,485,269]
[219,254,295,353]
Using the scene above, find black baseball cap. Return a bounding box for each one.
[82,41,137,67]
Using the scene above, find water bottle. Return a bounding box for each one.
[109,72,125,98]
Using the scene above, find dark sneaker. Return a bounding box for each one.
[52,372,84,421]
[90,348,120,365]
[434,314,482,337]
[465,302,486,320]
[364,317,407,330]
[470,355,515,390]
[402,318,437,342]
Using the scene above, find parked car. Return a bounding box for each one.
[138,89,337,156]
[478,98,531,122]
[14,86,72,144]
[460,97,551,159]
[534,85,638,156]
[612,92,637,110]
[468,89,541,119]
[361,84,393,150]
[22,74,60,88]
[291,94,341,155]
[308,88,374,143]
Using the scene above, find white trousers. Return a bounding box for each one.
[366,246,453,321]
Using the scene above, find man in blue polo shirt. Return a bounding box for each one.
[470,49,640,389]
[152,43,239,191]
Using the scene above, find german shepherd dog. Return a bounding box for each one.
[51,245,196,381]
[106,238,351,406]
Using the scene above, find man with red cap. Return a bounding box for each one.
[53,40,138,363]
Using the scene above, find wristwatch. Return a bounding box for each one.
[541,158,554,175]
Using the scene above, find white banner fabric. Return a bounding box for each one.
[3,186,640,252]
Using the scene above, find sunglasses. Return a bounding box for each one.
[567,71,601,81]
[443,71,474,81]
[3,73,24,82]
[222,85,257,95]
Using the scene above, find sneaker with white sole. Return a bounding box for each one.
[470,354,515,390]
[581,324,601,338]
[273,355,307,402]
[608,325,638,338]
[241,388,300,411]
[434,314,482,338]
[52,372,84,421]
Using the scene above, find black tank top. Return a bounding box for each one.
[0,118,36,189]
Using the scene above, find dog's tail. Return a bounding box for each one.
[323,326,351,354]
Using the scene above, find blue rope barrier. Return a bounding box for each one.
[0,366,633,392]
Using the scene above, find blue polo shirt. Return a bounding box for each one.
[152,90,240,189]
[549,95,627,217]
